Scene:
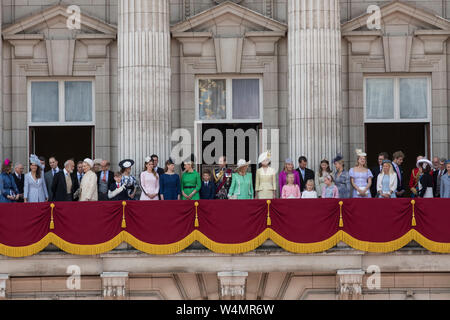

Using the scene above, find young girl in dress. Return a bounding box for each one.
[301,179,318,199]
[321,174,339,199]
[281,173,301,199]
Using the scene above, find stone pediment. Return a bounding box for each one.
[342,0,450,33]
[171,1,287,35]
[2,4,117,36]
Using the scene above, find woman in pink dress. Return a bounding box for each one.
[281,173,301,199]
[140,157,159,201]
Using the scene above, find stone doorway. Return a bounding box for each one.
[365,123,429,196]
[29,126,94,170]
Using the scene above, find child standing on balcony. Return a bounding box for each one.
[321,174,339,199]
[301,180,318,199]
[108,172,128,201]
[281,173,301,199]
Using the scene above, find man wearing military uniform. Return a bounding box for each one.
[213,156,233,199]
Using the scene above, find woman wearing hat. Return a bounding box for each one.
[24,155,48,203]
[119,159,138,200]
[160,158,181,200]
[376,160,397,198]
[440,160,450,198]
[417,159,434,198]
[255,152,276,199]
[278,158,300,197]
[0,158,20,202]
[78,158,98,202]
[333,154,351,199]
[228,159,254,200]
[140,157,159,201]
[349,149,373,198]
[180,160,201,200]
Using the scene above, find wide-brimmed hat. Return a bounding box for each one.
[119,159,134,169]
[84,158,94,168]
[236,159,251,170]
[29,154,40,166]
[258,151,271,164]
[417,158,432,169]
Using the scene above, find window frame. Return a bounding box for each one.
[195,75,264,123]
[27,78,96,127]
[363,75,432,123]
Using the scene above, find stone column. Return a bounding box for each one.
[118,0,171,174]
[337,270,365,300]
[218,271,248,300]
[288,0,342,171]
[101,272,129,299]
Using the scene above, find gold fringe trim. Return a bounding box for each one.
[124,231,197,255]
[0,234,53,258]
[49,232,125,256]
[341,230,415,253]
[412,230,450,253]
[269,229,342,253]
[195,230,270,254]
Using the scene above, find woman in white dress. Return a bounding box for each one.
[255,151,276,199]
[78,158,98,202]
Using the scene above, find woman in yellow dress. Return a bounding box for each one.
[255,151,277,199]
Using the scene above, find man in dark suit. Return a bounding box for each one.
[13,163,25,202]
[151,154,165,177]
[296,156,315,192]
[370,152,389,198]
[45,157,61,201]
[392,151,405,198]
[51,160,79,202]
[97,160,115,201]
[433,158,447,198]
[200,170,215,200]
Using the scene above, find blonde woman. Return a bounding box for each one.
[78,158,98,202]
[140,157,159,201]
[349,149,373,198]
[255,151,276,199]
[376,160,397,198]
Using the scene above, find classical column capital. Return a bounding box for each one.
[218,271,248,300]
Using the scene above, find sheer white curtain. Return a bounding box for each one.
[199,79,226,120]
[400,78,428,119]
[365,78,394,120]
[31,82,59,122]
[232,79,260,120]
[65,81,93,122]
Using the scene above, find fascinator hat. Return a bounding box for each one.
[119,159,135,169]
[355,149,367,157]
[3,158,11,166]
[333,153,343,163]
[29,154,41,166]
[258,151,271,164]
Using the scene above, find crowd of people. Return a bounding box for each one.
[1,149,450,203]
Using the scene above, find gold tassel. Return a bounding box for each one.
[121,201,127,229]
[195,202,200,228]
[267,200,272,226]
[50,203,55,230]
[411,200,416,227]
[339,201,344,227]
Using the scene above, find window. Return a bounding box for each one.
[28,79,94,125]
[197,77,262,122]
[364,76,431,122]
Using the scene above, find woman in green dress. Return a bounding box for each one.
[228,159,254,200]
[181,160,201,200]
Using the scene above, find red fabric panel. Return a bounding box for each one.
[52,201,123,245]
[414,199,450,242]
[197,200,267,243]
[342,199,411,242]
[0,203,50,246]
[126,200,195,244]
[271,199,340,242]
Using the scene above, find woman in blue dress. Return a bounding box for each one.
[333,154,352,198]
[376,160,397,198]
[24,154,48,203]
[1,158,20,203]
[160,159,181,200]
[349,149,373,198]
